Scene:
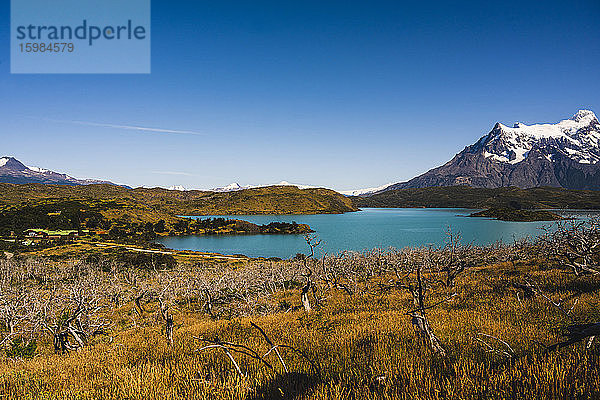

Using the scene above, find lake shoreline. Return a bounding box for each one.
[156,208,599,259]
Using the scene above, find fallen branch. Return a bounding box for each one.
[473,333,515,358]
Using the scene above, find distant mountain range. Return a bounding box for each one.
[4,110,600,194]
[167,181,320,192]
[0,157,319,192]
[371,110,600,193]
[0,156,121,186]
[209,181,319,192]
[339,183,394,197]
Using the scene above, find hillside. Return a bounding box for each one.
[0,183,357,216]
[172,186,358,215]
[352,186,600,210]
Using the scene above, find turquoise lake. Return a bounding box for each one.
[155,208,597,259]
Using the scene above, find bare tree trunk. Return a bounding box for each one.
[159,298,174,345]
[134,291,147,315]
[301,281,312,312]
[408,266,447,356]
[165,314,174,345]
[203,289,215,319]
[410,313,447,356]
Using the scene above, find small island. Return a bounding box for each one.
[468,207,566,222]
[171,217,313,235]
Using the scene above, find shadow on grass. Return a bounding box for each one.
[557,278,600,294]
[247,372,318,400]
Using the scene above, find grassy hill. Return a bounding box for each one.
[172,186,358,215]
[0,183,358,216]
[0,184,354,250]
[352,186,600,210]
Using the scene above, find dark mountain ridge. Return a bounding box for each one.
[0,156,121,186]
[383,110,600,191]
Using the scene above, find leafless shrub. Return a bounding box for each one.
[541,217,600,276]
[5,224,594,357]
[0,260,38,348]
[196,322,319,379]
[436,228,474,287]
[297,235,322,313]
[384,247,459,356]
[39,278,110,354]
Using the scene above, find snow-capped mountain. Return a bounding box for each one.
[212,182,251,192]
[167,185,187,191]
[340,183,394,196]
[477,109,600,165]
[384,110,600,191]
[0,156,122,186]
[273,180,319,190]
[212,181,319,192]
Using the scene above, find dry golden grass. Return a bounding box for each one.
[0,261,599,400]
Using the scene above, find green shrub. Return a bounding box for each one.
[5,338,37,359]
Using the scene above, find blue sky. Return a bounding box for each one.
[1,0,599,190]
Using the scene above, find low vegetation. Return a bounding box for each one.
[353,185,600,210]
[0,198,313,254]
[0,183,358,216]
[0,220,599,399]
[468,207,565,221]
[171,218,312,236]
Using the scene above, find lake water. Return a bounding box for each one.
[155,208,597,259]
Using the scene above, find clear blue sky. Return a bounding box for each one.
[1,0,599,190]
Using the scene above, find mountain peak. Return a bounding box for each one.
[571,109,597,122]
[225,182,242,189]
[477,110,600,165]
[211,182,247,192]
[0,156,28,171]
[0,156,17,163]
[0,156,122,186]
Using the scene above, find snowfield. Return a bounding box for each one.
[479,110,600,165]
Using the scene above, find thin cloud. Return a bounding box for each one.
[41,118,205,136]
[151,171,196,176]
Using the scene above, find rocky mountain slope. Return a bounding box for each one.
[0,156,120,186]
[385,110,600,191]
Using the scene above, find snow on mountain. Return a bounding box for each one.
[340,183,394,196]
[383,110,600,191]
[26,166,50,173]
[168,185,186,191]
[212,182,250,192]
[211,181,319,192]
[274,180,319,189]
[0,156,123,186]
[477,110,600,165]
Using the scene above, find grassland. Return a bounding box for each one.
[0,226,599,400]
[0,184,331,254]
[0,183,358,216]
[1,183,599,398]
[352,186,600,210]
